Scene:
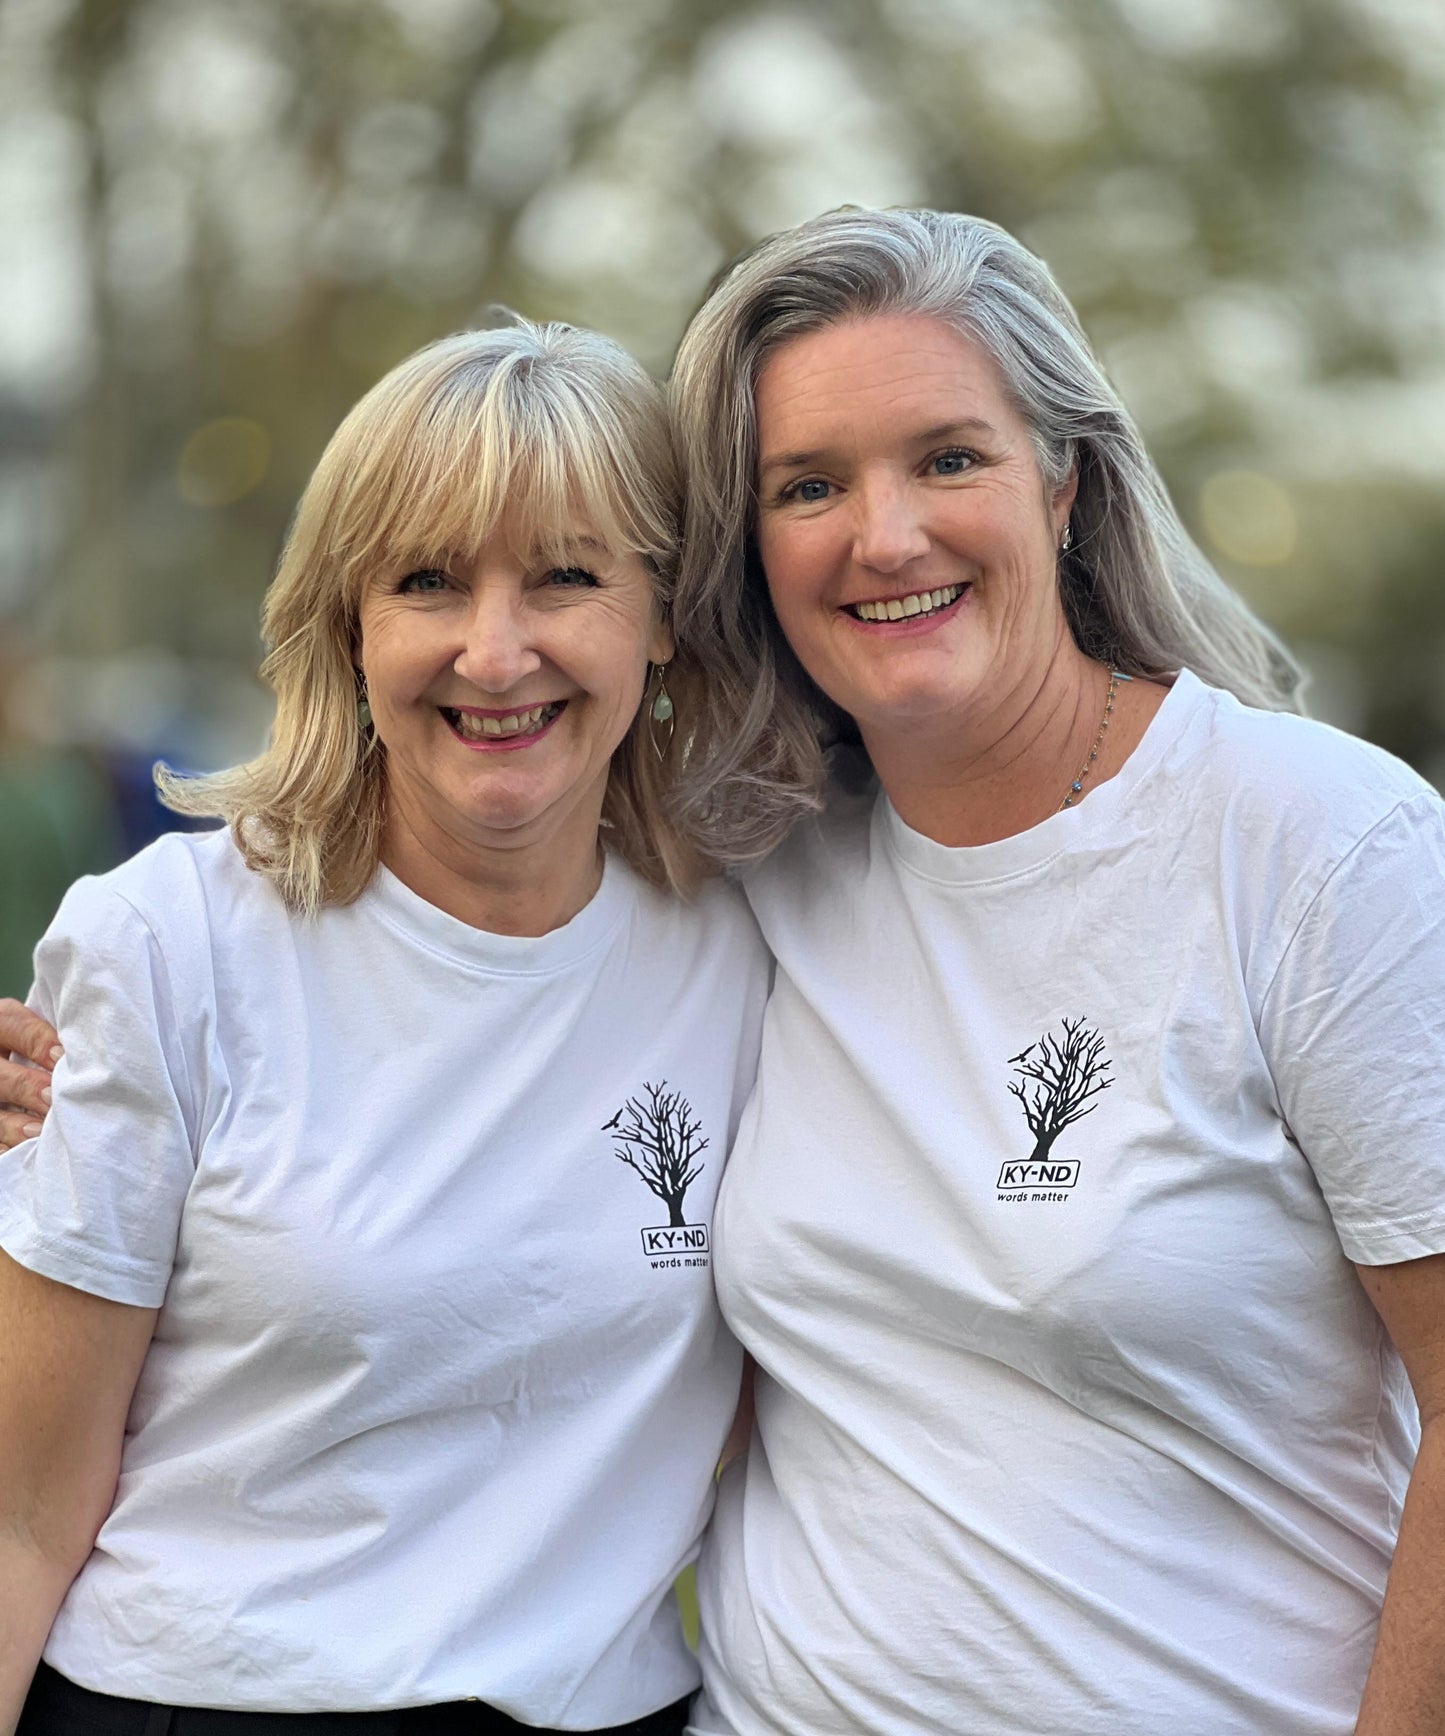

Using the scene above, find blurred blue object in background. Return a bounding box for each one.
[106,748,220,860]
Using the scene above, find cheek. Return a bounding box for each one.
[367,659,432,720]
[757,524,825,629]
[357,609,439,691]
[597,657,646,720]
[568,620,651,718]
[973,488,1055,565]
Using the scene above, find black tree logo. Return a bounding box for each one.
[604,1081,709,1227]
[1008,1017,1114,1163]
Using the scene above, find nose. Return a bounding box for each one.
[452,587,543,693]
[851,478,931,575]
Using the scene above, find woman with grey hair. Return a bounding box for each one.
[669,208,1445,1735]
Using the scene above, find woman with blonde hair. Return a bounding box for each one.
[667,207,1445,1735]
[0,319,769,1736]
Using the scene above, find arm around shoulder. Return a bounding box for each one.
[0,1002,61,1155]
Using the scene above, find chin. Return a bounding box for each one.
[449,773,556,834]
[847,680,974,730]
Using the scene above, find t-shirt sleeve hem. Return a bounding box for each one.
[0,1220,170,1308]
[1335,1213,1445,1266]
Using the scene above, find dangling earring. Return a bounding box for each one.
[357,675,373,732]
[648,662,675,761]
[1059,522,1074,554]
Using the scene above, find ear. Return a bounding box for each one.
[1051,458,1080,545]
[647,613,676,667]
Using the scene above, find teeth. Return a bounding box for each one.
[853,584,964,623]
[449,704,554,741]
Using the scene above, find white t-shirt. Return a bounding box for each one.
[692,671,1445,1736]
[0,830,770,1726]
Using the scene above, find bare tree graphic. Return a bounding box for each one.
[605,1081,709,1226]
[1008,1017,1114,1163]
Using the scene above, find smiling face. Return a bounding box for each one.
[753,312,1078,751]
[356,520,672,867]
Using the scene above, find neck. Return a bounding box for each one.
[378,793,606,938]
[863,636,1113,847]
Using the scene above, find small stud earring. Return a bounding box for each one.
[648,663,675,761]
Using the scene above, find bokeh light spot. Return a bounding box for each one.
[1199,469,1298,566]
[177,418,270,507]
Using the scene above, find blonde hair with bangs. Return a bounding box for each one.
[159,319,700,909]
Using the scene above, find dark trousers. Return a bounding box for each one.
[19,1664,692,1736]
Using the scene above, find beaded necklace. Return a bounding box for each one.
[1059,668,1132,810]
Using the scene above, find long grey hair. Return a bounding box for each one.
[667,205,1301,865]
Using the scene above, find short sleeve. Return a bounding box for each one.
[0,876,200,1305]
[1258,790,1445,1264]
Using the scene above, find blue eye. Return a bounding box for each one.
[548,566,600,587]
[788,479,832,504]
[931,449,975,476]
[398,568,448,594]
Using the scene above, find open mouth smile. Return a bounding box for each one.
[845,583,968,624]
[441,702,565,748]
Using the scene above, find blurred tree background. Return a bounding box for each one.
[2,0,1444,991]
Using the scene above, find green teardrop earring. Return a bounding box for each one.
[357,678,373,732]
[648,663,675,761]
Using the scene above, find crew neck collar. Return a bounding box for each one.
[880,670,1205,886]
[362,849,632,974]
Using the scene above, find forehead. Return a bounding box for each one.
[754,313,1023,456]
[368,447,635,573]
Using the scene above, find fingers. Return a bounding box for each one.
[0,998,62,1068]
[0,1001,61,1151]
[0,1055,53,1120]
[0,1106,45,1151]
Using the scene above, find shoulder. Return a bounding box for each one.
[47,827,259,946]
[1166,674,1439,866]
[38,830,283,1000]
[30,833,253,1044]
[615,857,771,976]
[740,745,878,914]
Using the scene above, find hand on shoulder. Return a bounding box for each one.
[0,999,61,1150]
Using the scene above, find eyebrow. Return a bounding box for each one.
[758,418,1001,481]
